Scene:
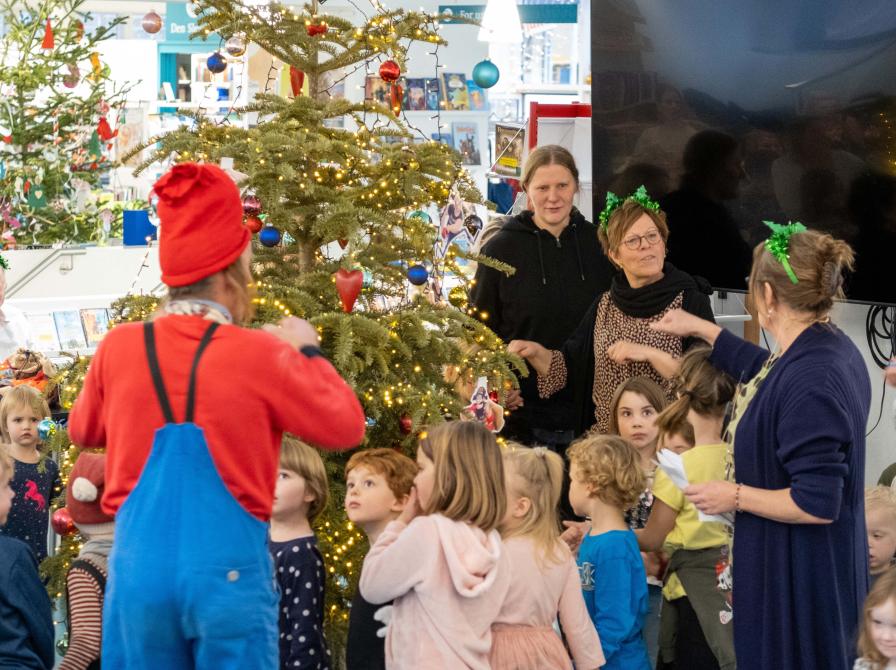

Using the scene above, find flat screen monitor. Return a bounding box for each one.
[591,0,896,305]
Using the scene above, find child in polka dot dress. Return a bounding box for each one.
[269,437,331,670]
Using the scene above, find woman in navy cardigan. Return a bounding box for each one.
[652,224,871,670]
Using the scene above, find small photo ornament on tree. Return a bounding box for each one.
[463,376,504,433]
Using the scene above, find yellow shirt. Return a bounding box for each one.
[652,443,729,600]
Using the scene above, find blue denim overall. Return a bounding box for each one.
[102,322,278,669]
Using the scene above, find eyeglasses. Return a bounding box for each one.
[621,230,663,250]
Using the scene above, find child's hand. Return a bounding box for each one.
[886,358,896,387]
[561,520,589,554]
[373,605,393,639]
[397,487,421,525]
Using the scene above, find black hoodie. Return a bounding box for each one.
[470,209,614,438]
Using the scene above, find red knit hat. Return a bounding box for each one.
[66,452,114,525]
[153,162,250,287]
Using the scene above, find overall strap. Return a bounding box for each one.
[143,322,175,424]
[184,322,220,423]
[143,321,220,424]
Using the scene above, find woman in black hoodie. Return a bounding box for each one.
[470,145,614,450]
[509,193,714,436]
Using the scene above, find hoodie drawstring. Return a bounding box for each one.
[572,223,585,281]
[535,231,547,285]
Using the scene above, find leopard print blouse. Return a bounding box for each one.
[538,291,684,433]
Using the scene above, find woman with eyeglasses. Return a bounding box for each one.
[509,190,714,436]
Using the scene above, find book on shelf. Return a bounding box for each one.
[404,78,427,111]
[431,132,453,147]
[494,124,525,177]
[424,78,441,110]
[451,122,481,165]
[440,72,469,110]
[466,80,487,111]
[365,75,391,106]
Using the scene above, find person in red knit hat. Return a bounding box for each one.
[68,162,366,670]
[61,452,114,670]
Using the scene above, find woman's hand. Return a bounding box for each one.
[508,339,552,377]
[503,388,524,410]
[397,487,421,525]
[886,358,896,388]
[651,309,721,344]
[684,480,737,515]
[607,340,651,364]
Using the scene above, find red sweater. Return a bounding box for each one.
[68,315,365,520]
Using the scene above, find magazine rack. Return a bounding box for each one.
[527,101,593,219]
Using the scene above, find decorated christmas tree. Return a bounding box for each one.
[0,0,132,245]
[46,0,520,661]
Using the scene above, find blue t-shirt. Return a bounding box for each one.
[0,457,61,563]
[577,529,650,670]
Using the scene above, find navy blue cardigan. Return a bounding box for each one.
[0,536,54,669]
[710,324,871,670]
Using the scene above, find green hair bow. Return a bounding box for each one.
[763,220,806,284]
[598,185,661,231]
[0,254,8,271]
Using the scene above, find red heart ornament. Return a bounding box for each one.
[334,268,363,313]
[289,66,304,96]
[306,23,327,36]
[338,238,348,249]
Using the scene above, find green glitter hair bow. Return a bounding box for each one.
[0,254,8,271]
[763,220,807,284]
[598,185,661,231]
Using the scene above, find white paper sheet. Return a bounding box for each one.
[656,449,732,526]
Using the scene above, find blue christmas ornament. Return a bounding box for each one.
[407,264,429,286]
[365,416,377,428]
[472,59,500,89]
[259,225,282,247]
[207,52,227,74]
[38,417,56,441]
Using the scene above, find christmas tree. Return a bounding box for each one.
[0,0,132,245]
[48,0,521,661]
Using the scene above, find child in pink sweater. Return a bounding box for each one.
[492,445,605,670]
[359,421,510,670]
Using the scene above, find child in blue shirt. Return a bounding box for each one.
[567,434,650,670]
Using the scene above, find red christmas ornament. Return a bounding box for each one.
[334,268,363,313]
[389,83,403,113]
[379,59,400,83]
[51,507,77,536]
[42,19,54,50]
[306,22,328,36]
[399,414,413,435]
[338,238,348,249]
[289,66,305,97]
[245,215,264,233]
[242,194,262,216]
[97,116,117,141]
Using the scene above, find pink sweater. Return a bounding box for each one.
[494,536,606,669]
[359,515,511,670]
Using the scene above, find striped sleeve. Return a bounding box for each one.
[59,566,105,670]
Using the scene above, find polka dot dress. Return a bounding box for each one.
[269,535,330,670]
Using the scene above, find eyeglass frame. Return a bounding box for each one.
[620,230,664,251]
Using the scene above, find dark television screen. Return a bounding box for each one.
[591,0,896,304]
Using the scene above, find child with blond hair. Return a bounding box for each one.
[359,421,510,670]
[0,386,60,562]
[269,437,331,670]
[491,444,604,670]
[866,486,896,588]
[0,448,53,669]
[855,568,896,669]
[344,448,418,670]
[567,434,650,670]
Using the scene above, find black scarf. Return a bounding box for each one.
[610,262,701,318]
